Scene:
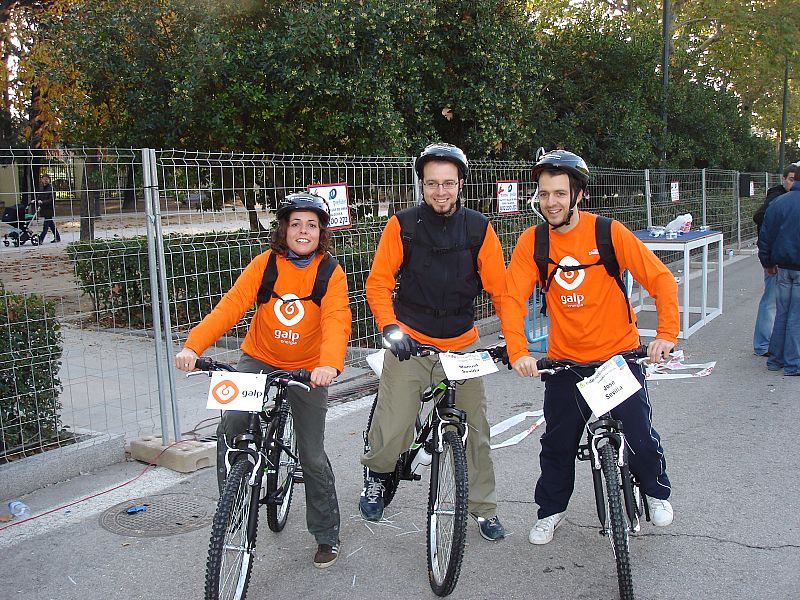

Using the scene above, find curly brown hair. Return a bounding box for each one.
[269,212,331,256]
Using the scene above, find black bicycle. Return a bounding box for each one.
[364,344,506,597]
[190,357,309,600]
[536,346,651,600]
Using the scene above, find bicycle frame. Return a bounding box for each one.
[398,378,467,482]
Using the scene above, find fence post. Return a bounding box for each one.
[644,168,652,228]
[735,171,742,250]
[701,168,706,226]
[412,157,421,204]
[146,148,182,442]
[143,148,174,445]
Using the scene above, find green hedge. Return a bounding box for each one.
[66,216,528,348]
[0,283,64,461]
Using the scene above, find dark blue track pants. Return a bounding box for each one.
[535,363,671,519]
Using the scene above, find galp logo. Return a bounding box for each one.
[554,256,585,291]
[212,380,239,404]
[274,293,305,326]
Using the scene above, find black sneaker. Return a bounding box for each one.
[472,514,506,541]
[359,471,387,521]
[313,543,339,569]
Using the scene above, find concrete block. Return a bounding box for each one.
[128,436,216,473]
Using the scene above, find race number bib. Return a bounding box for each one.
[206,371,270,412]
[439,351,498,381]
[575,355,642,416]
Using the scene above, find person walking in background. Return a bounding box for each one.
[175,192,351,568]
[752,164,797,356]
[359,142,509,541]
[37,173,61,244]
[758,174,800,376]
[500,150,678,545]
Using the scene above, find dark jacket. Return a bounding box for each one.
[37,184,56,219]
[758,181,800,270]
[753,184,786,237]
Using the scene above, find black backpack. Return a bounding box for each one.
[256,251,339,306]
[534,216,631,321]
[396,205,489,274]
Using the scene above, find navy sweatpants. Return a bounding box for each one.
[535,363,670,519]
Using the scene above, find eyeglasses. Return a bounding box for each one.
[423,181,459,191]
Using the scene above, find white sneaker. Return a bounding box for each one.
[646,496,673,527]
[528,512,566,545]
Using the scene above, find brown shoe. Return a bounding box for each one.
[313,543,339,569]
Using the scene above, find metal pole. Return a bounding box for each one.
[143,148,172,445]
[644,168,653,228]
[661,0,670,167]
[779,57,789,173]
[147,148,182,442]
[701,168,707,226]
[412,156,421,204]
[735,171,742,250]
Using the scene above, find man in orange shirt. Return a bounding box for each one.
[501,150,679,545]
[175,192,351,568]
[360,143,508,541]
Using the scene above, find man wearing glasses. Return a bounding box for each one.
[359,143,509,541]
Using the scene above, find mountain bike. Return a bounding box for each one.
[363,344,506,597]
[190,357,310,600]
[536,346,651,600]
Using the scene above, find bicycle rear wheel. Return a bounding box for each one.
[600,442,634,600]
[206,457,259,600]
[266,405,297,532]
[426,429,468,597]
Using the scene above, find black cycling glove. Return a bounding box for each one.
[382,324,419,362]
[493,345,513,370]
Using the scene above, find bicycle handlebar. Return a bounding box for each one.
[414,343,508,363]
[192,357,312,387]
[536,345,649,372]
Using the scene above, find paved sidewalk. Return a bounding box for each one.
[1,254,798,600]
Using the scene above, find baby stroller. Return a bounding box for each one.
[2,203,40,247]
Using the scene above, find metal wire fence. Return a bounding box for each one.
[0,145,781,459]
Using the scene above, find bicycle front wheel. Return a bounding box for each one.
[266,405,297,532]
[206,457,259,600]
[600,442,634,600]
[426,429,468,597]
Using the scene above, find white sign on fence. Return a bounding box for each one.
[497,180,519,214]
[307,182,352,229]
[670,181,680,203]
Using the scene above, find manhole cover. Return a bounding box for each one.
[100,493,217,537]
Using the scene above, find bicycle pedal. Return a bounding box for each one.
[292,469,304,484]
[412,474,421,481]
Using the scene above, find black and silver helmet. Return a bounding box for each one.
[414,143,469,180]
[276,192,330,227]
[531,150,590,191]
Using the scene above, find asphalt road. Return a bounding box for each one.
[1,254,798,600]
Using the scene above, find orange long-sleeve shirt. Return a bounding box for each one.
[366,213,507,349]
[185,250,352,372]
[502,212,679,364]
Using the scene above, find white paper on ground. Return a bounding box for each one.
[366,349,386,378]
[489,410,546,449]
[645,350,716,380]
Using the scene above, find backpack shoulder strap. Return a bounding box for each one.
[534,222,551,289]
[595,216,632,323]
[594,216,620,279]
[396,206,419,272]
[309,253,339,306]
[256,250,279,305]
[256,251,339,307]
[465,209,490,271]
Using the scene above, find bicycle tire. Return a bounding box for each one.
[364,394,400,507]
[205,457,258,600]
[426,429,468,597]
[600,442,635,600]
[266,404,297,532]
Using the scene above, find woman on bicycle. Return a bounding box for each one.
[175,192,351,568]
